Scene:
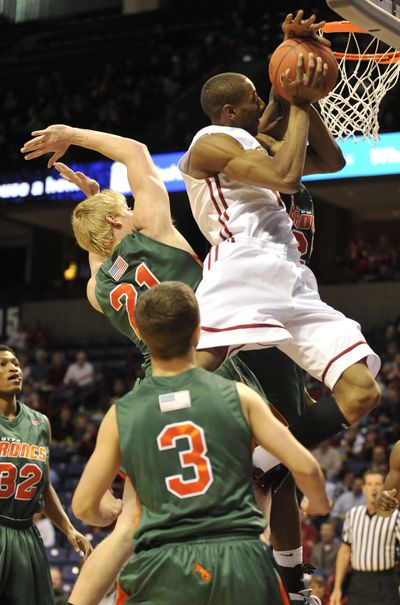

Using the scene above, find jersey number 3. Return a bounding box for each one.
[157,421,214,499]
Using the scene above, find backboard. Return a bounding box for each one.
[326,0,400,48]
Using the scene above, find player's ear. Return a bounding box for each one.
[222,103,236,120]
[106,213,121,227]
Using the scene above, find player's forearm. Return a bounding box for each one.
[305,106,345,174]
[70,128,148,165]
[291,462,329,510]
[333,544,351,590]
[270,102,310,188]
[69,532,133,605]
[43,482,74,535]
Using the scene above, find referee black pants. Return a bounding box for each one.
[347,570,400,605]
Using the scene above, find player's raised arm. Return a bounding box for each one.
[69,480,136,605]
[72,405,123,526]
[237,381,330,516]
[189,54,327,194]
[21,125,172,234]
[258,89,345,175]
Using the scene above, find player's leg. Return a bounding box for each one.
[69,479,136,605]
[0,524,54,605]
[278,266,381,448]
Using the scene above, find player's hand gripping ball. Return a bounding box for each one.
[269,37,338,102]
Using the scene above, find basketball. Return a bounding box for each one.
[268,37,338,102]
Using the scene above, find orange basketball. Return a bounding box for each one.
[268,37,338,102]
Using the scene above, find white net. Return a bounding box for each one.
[318,31,400,143]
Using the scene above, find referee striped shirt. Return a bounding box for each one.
[342,505,400,571]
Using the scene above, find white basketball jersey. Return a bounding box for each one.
[178,125,298,250]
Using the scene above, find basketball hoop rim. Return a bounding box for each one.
[322,21,400,63]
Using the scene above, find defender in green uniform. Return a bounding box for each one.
[72,282,330,605]
[0,345,92,605]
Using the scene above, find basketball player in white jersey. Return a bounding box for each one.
[178,60,381,464]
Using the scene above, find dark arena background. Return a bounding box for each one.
[1,1,400,603]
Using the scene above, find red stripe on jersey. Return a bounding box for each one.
[214,175,233,238]
[215,244,219,262]
[205,177,232,241]
[321,341,366,384]
[201,323,286,332]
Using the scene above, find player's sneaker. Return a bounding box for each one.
[278,563,319,604]
[289,588,321,604]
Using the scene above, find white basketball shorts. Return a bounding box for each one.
[196,238,380,390]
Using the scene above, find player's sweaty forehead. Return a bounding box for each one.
[0,351,20,367]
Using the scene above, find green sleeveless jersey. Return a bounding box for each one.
[116,368,265,551]
[94,231,265,398]
[0,402,49,519]
[95,232,203,376]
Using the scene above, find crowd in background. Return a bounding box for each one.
[1,0,400,170]
[339,236,400,283]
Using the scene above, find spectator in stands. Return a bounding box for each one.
[46,351,68,391]
[370,445,389,474]
[27,320,48,350]
[33,511,56,548]
[310,521,340,576]
[50,566,68,605]
[30,348,50,390]
[73,411,89,442]
[51,406,75,444]
[312,439,343,480]
[18,351,32,382]
[308,575,328,605]
[330,477,365,530]
[301,512,319,564]
[331,469,355,501]
[63,351,95,390]
[76,420,97,458]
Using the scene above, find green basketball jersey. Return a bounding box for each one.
[95,231,203,376]
[0,402,49,519]
[94,231,265,398]
[116,367,265,551]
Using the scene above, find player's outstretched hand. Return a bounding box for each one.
[280,53,327,105]
[66,527,93,560]
[21,124,75,168]
[282,10,331,47]
[376,489,399,517]
[54,162,100,198]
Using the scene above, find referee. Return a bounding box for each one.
[330,470,400,605]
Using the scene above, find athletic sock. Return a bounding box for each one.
[289,396,350,449]
[273,547,305,595]
[273,546,303,568]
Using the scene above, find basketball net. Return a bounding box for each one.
[318,22,400,143]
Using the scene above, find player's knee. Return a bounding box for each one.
[345,378,381,421]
